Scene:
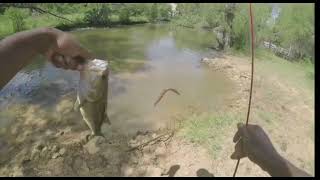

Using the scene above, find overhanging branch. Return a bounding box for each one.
[0,3,73,23]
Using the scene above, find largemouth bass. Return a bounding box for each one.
[74,59,111,139]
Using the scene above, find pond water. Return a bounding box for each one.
[0,24,235,135]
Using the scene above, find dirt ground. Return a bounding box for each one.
[0,54,314,177]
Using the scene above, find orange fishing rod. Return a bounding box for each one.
[233,3,255,177]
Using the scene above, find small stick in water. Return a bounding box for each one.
[154,88,180,107]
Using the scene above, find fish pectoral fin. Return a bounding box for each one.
[74,99,87,111]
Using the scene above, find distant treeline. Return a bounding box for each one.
[0,3,314,62]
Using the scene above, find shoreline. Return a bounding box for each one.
[200,55,251,113]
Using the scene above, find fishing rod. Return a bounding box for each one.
[233,3,255,177]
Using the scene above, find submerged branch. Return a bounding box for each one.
[154,88,180,107]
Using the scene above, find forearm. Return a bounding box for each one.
[283,157,312,177]
[264,154,311,177]
[0,27,61,89]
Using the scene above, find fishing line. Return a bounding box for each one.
[232,3,255,177]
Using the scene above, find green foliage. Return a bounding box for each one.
[252,4,273,44]
[231,4,273,51]
[0,3,314,63]
[4,7,27,33]
[173,4,202,28]
[148,3,158,22]
[200,4,222,28]
[205,11,222,28]
[172,3,237,49]
[179,112,239,157]
[0,7,5,14]
[118,6,130,23]
[39,3,86,15]
[300,58,314,80]
[172,15,201,28]
[84,4,112,26]
[171,3,314,62]
[230,4,249,50]
[126,3,148,17]
[275,4,314,61]
[158,4,172,20]
[176,3,200,16]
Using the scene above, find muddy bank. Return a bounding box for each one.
[0,92,214,177]
[200,55,252,113]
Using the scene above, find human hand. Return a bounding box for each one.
[45,29,93,71]
[231,123,281,172]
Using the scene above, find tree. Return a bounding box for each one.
[127,3,148,17]
[118,6,130,23]
[84,3,112,26]
[203,3,225,29]
[148,3,158,22]
[252,4,273,45]
[275,3,314,60]
[158,4,172,21]
[231,4,250,50]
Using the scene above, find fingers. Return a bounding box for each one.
[233,122,247,143]
[231,139,246,160]
[65,56,78,70]
[78,48,93,61]
[233,131,241,143]
[50,54,65,69]
[231,123,250,160]
[73,55,86,64]
[72,55,88,71]
[57,32,93,59]
[77,64,85,71]
[50,53,82,70]
[47,32,93,71]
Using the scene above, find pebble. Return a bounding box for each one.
[151,133,157,139]
[52,152,61,159]
[35,142,45,151]
[59,148,66,155]
[51,145,59,153]
[83,137,102,154]
[45,130,54,136]
[42,146,48,152]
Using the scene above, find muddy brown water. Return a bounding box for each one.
[0,24,235,136]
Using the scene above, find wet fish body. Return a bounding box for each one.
[74,59,110,137]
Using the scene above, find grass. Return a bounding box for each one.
[0,15,13,38]
[256,49,314,94]
[256,109,278,125]
[177,48,314,166]
[231,48,314,94]
[178,112,240,158]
